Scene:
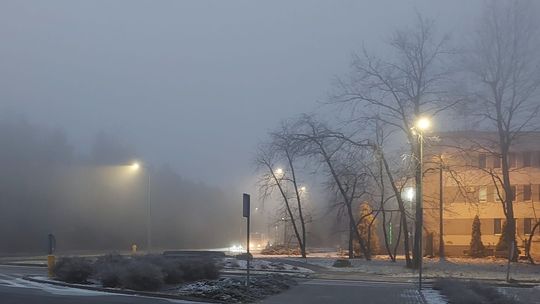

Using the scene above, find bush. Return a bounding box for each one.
[260,245,303,256]
[178,258,220,281]
[96,264,124,288]
[469,215,486,258]
[138,255,185,284]
[332,259,351,268]
[434,279,520,304]
[120,260,164,291]
[53,257,93,283]
[93,253,129,287]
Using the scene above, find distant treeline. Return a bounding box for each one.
[0,118,241,255]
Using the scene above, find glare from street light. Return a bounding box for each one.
[275,168,284,177]
[403,187,415,202]
[131,162,141,170]
[415,117,431,131]
[300,186,307,192]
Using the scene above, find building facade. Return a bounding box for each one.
[422,131,540,258]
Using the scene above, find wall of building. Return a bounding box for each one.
[421,133,540,258]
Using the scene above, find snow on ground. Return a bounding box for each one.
[421,289,448,304]
[177,274,297,303]
[222,258,313,273]
[280,254,540,281]
[20,277,116,296]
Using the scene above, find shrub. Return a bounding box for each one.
[93,253,129,287]
[53,257,93,283]
[96,264,124,288]
[332,259,351,268]
[120,260,164,291]
[469,215,486,258]
[178,258,220,281]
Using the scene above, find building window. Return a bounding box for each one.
[524,218,532,235]
[524,185,532,201]
[494,219,503,235]
[510,185,516,201]
[479,154,487,169]
[495,187,502,202]
[479,186,487,202]
[523,152,532,167]
[493,156,501,168]
[509,153,517,168]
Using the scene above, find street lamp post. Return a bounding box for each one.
[131,162,152,253]
[414,117,430,291]
[439,156,445,261]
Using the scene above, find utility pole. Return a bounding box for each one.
[439,156,445,261]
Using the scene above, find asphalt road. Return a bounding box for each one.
[0,265,205,304]
[0,264,426,304]
[260,278,424,304]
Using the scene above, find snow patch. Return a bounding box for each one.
[422,289,448,304]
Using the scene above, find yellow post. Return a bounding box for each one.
[47,255,56,278]
[131,244,137,254]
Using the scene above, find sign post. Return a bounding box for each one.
[47,234,56,277]
[242,193,250,287]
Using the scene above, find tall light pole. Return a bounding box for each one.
[131,162,152,253]
[414,116,431,291]
[439,155,445,261]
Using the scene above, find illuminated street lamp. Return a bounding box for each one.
[413,116,431,290]
[275,168,284,178]
[130,161,152,253]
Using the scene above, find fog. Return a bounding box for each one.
[0,1,494,254]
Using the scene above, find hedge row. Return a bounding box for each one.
[53,253,221,291]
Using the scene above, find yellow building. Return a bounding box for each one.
[422,131,540,258]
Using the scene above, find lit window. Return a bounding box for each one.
[494,219,502,235]
[478,187,487,202]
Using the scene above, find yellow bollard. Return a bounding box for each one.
[131,244,137,254]
[47,255,56,278]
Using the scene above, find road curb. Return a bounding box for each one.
[0,262,47,268]
[22,276,225,303]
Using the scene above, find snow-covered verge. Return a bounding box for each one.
[222,258,313,274]
[283,255,540,281]
[421,289,448,304]
[177,274,297,303]
[433,278,523,304]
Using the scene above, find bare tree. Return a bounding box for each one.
[255,123,308,258]
[462,0,540,262]
[292,115,372,259]
[333,14,454,268]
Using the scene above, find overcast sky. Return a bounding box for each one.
[0,0,481,189]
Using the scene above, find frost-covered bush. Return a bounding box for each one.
[137,255,185,284]
[53,257,93,283]
[332,259,351,268]
[178,258,221,281]
[120,260,164,291]
[94,253,129,287]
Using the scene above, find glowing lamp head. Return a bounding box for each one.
[415,117,431,131]
[275,168,284,176]
[131,162,141,170]
[300,186,307,192]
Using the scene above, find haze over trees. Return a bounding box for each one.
[0,118,241,254]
